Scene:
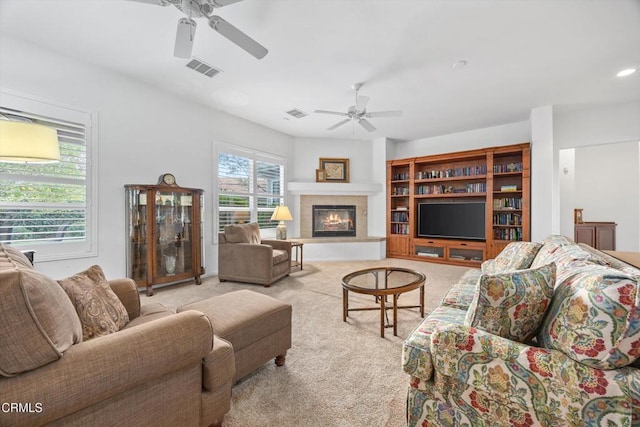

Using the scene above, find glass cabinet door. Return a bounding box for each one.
[126,189,148,284]
[153,190,194,279]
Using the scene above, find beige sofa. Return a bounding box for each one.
[218,223,292,286]
[0,244,235,427]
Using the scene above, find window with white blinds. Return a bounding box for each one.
[0,91,96,260]
[216,146,286,233]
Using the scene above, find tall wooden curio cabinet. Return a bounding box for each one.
[125,176,204,296]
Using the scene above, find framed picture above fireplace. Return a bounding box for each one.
[319,158,350,183]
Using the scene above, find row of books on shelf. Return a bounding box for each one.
[391,212,409,222]
[391,186,410,195]
[493,228,523,241]
[493,162,523,173]
[392,172,410,181]
[493,197,522,209]
[416,182,487,195]
[416,165,487,180]
[391,224,409,234]
[493,212,522,226]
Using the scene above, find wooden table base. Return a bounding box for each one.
[342,284,425,338]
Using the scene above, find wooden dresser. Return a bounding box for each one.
[575,221,617,250]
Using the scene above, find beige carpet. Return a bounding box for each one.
[151,258,471,427]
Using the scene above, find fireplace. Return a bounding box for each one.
[312,205,356,237]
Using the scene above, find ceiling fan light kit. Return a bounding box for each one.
[128,0,267,59]
[314,83,402,133]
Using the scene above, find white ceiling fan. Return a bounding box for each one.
[128,0,268,59]
[314,83,402,132]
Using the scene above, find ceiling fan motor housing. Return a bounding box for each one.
[314,83,402,132]
[176,0,215,17]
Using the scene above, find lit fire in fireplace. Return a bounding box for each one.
[312,205,356,237]
[322,213,352,230]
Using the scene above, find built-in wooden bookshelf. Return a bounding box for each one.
[386,143,530,266]
[387,161,411,257]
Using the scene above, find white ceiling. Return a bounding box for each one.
[1,0,639,141]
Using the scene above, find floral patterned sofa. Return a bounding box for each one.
[403,235,640,426]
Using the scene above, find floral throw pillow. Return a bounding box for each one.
[57,265,129,341]
[538,265,640,369]
[465,263,556,342]
[482,241,543,274]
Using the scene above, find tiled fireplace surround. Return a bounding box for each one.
[299,195,368,239]
[287,181,385,261]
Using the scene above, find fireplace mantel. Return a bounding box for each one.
[288,181,382,195]
[288,189,386,261]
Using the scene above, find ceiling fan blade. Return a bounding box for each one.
[358,118,376,132]
[208,16,268,59]
[174,18,196,58]
[126,0,168,5]
[328,119,351,131]
[314,110,347,116]
[211,0,244,7]
[366,110,403,118]
[355,95,370,111]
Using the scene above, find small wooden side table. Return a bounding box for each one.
[290,241,303,271]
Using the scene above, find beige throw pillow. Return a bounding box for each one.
[0,268,83,377]
[58,265,129,341]
[0,244,34,269]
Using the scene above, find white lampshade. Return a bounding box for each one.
[270,205,293,221]
[0,121,60,164]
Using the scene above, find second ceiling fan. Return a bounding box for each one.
[315,83,402,133]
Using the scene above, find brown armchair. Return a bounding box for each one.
[218,223,292,287]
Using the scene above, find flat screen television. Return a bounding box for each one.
[417,202,485,240]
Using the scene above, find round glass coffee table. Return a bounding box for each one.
[341,267,426,338]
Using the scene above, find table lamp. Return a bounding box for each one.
[270,205,292,240]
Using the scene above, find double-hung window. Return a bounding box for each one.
[216,144,286,235]
[0,91,96,260]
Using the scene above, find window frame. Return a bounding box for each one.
[214,142,287,241]
[0,89,98,261]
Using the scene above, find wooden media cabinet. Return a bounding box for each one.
[387,143,531,266]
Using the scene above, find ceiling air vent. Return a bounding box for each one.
[286,108,308,119]
[186,58,222,78]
